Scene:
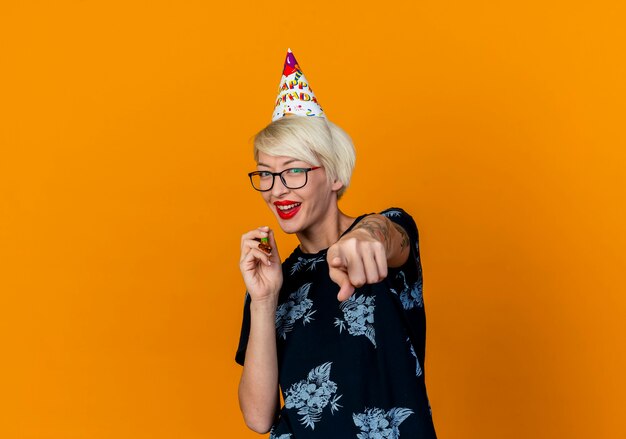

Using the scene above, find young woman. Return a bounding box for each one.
[235,114,437,438]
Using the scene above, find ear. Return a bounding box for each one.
[331,178,344,192]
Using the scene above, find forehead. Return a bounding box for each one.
[256,152,310,168]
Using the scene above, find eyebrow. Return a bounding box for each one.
[257,159,302,168]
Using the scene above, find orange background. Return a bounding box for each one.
[1,1,625,438]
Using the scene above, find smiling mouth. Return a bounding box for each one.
[274,202,302,219]
[276,202,301,211]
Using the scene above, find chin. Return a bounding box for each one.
[269,204,306,234]
[275,218,301,235]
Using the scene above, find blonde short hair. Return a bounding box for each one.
[253,117,356,199]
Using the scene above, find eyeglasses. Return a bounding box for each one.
[248,167,321,192]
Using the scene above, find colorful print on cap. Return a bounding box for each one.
[272,49,325,121]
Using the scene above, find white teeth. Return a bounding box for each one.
[277,203,301,211]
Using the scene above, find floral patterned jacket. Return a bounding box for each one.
[236,208,437,438]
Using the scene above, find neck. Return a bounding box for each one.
[296,206,354,254]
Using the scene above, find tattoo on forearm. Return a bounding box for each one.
[392,222,410,250]
[354,217,409,254]
[355,218,387,240]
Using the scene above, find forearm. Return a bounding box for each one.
[351,214,410,267]
[238,298,280,433]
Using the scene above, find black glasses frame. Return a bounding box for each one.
[247,167,321,192]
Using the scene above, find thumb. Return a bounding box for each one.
[267,229,281,261]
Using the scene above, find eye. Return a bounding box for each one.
[286,168,307,174]
[257,171,272,178]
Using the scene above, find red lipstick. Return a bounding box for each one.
[274,200,302,220]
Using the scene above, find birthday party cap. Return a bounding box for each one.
[272,49,325,121]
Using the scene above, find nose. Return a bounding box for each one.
[270,175,289,198]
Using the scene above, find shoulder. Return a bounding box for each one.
[379,207,419,239]
[380,208,424,275]
[379,207,413,221]
[379,207,408,218]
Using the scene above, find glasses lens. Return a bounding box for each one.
[250,172,273,191]
[282,168,308,189]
